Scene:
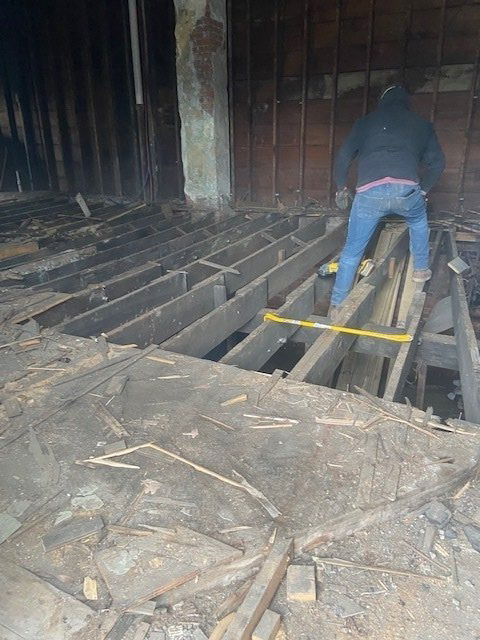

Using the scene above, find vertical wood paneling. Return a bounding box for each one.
[0,0,183,199]
[231,0,480,210]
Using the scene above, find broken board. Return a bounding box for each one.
[0,559,94,640]
[95,526,242,608]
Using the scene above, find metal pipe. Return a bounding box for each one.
[138,0,156,201]
[127,0,147,199]
[363,0,375,115]
[128,0,144,106]
[298,0,310,204]
[327,0,342,205]
[272,0,280,206]
[430,0,447,123]
[121,0,141,195]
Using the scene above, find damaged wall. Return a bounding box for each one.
[0,0,183,201]
[174,0,231,209]
[231,0,480,212]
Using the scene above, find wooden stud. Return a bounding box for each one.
[327,0,341,205]
[246,0,253,201]
[430,0,447,123]
[363,0,375,115]
[271,0,280,206]
[457,27,480,207]
[296,463,476,554]
[298,0,310,203]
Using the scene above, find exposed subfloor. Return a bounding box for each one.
[2,194,480,639]
[0,324,480,639]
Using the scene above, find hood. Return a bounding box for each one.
[379,86,410,109]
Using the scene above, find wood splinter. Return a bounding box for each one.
[82,442,282,520]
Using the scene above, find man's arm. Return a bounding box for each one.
[333,121,361,189]
[420,128,445,193]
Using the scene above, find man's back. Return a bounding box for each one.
[334,86,445,193]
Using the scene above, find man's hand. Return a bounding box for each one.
[335,187,351,210]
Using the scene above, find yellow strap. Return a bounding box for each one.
[263,313,413,343]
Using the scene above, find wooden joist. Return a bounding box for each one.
[31,213,278,293]
[383,291,426,403]
[446,231,480,424]
[289,283,375,385]
[61,271,187,337]
[161,222,345,357]
[221,275,316,370]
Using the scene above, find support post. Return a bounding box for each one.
[173,0,231,211]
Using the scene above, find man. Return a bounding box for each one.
[330,85,445,314]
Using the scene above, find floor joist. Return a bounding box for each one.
[446,231,480,423]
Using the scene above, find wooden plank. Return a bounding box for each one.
[107,275,225,347]
[336,227,407,395]
[33,213,279,294]
[163,280,268,357]
[221,275,315,370]
[295,462,477,553]
[0,559,93,640]
[61,271,187,337]
[0,241,38,260]
[252,610,281,640]
[41,516,104,552]
[356,433,378,507]
[446,231,480,424]
[383,291,426,403]
[286,565,316,602]
[223,539,293,640]
[31,264,165,328]
[289,283,375,385]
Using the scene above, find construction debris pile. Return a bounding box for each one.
[1,194,480,639]
[0,316,480,639]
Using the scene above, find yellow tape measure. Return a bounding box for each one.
[264,313,413,343]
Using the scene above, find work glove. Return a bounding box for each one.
[335,187,351,210]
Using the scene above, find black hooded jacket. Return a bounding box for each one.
[334,87,445,193]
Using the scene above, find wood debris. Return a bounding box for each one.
[252,609,281,640]
[221,394,248,407]
[82,442,282,519]
[223,538,293,640]
[198,413,235,432]
[286,565,317,602]
[42,516,104,552]
[313,556,447,581]
[83,576,98,600]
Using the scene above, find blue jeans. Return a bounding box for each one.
[331,183,429,306]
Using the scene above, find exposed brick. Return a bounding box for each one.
[191,1,225,114]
